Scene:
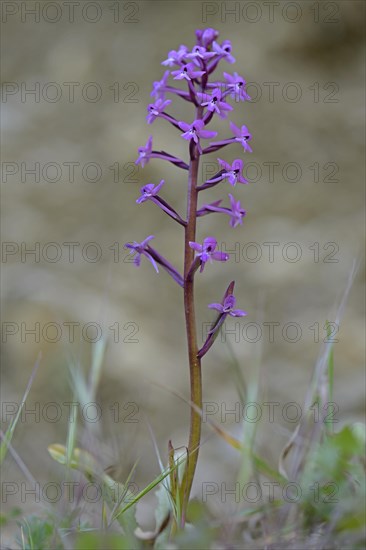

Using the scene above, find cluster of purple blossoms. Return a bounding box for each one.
[127,28,252,356]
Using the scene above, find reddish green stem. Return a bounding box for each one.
[181,107,203,524]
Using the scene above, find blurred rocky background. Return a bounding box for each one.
[1,0,365,531]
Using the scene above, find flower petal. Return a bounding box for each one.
[212,252,229,262]
[208,303,224,312]
[189,241,203,252]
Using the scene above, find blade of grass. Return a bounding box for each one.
[237,352,261,488]
[0,430,38,488]
[145,417,176,519]
[65,390,78,470]
[88,337,107,402]
[325,320,335,435]
[145,417,166,474]
[0,352,41,465]
[108,458,140,527]
[112,454,187,520]
[225,338,247,404]
[66,359,89,408]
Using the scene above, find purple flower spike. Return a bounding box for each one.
[218,158,248,186]
[125,235,159,273]
[197,88,233,119]
[228,193,246,228]
[223,72,250,102]
[151,71,170,99]
[162,45,188,67]
[128,30,255,369]
[171,63,206,81]
[179,119,217,154]
[212,40,235,64]
[230,121,253,152]
[208,294,246,317]
[136,180,165,204]
[146,98,172,124]
[135,135,153,167]
[189,237,229,272]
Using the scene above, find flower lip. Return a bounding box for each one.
[150,70,170,99]
[135,135,153,167]
[223,295,235,312]
[212,40,235,63]
[229,121,253,152]
[228,193,246,228]
[198,88,233,118]
[178,120,217,153]
[161,45,188,67]
[146,98,172,124]
[136,180,165,204]
[208,293,246,317]
[189,236,229,272]
[217,158,247,186]
[125,235,159,273]
[186,45,216,64]
[171,62,205,81]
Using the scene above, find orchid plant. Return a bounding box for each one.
[127,28,252,526]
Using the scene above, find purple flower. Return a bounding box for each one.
[228,193,246,228]
[223,72,250,101]
[171,63,205,81]
[198,195,246,228]
[146,98,172,124]
[189,237,229,272]
[212,40,235,64]
[198,281,247,358]
[125,235,159,273]
[135,135,153,167]
[218,158,248,186]
[230,121,253,152]
[136,180,165,204]
[178,119,217,153]
[151,71,170,99]
[196,28,219,48]
[162,45,188,67]
[208,294,246,317]
[197,88,233,119]
[186,46,216,66]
